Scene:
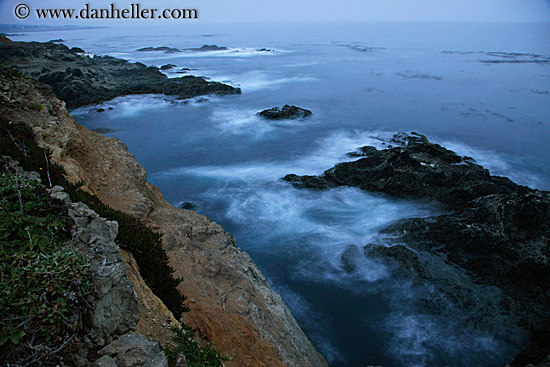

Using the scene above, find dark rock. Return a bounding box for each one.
[185,44,228,52]
[283,174,334,190]
[97,108,105,112]
[284,132,550,365]
[346,146,378,158]
[259,105,312,120]
[137,46,180,53]
[70,46,85,53]
[160,64,177,70]
[49,38,65,43]
[0,41,241,108]
[340,245,361,273]
[180,202,196,210]
[92,128,117,134]
[176,68,194,74]
[344,45,386,52]
[0,34,12,42]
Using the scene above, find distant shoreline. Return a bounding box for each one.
[0,23,107,33]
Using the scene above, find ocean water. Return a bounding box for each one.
[14,22,550,366]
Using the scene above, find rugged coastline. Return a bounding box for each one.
[0,41,326,366]
[0,39,240,108]
[284,132,550,366]
[2,35,549,367]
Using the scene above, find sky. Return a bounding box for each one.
[0,0,549,25]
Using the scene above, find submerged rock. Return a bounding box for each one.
[340,245,362,273]
[259,104,312,120]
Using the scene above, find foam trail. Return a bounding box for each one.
[210,108,274,137]
[208,71,316,92]
[438,139,546,189]
[156,129,406,180]
[171,47,285,58]
[70,94,174,117]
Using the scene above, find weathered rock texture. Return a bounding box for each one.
[120,248,180,347]
[284,132,550,366]
[0,40,240,108]
[259,104,312,120]
[0,64,326,366]
[49,184,167,367]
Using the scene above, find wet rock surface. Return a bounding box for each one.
[259,104,312,120]
[0,40,240,108]
[284,132,550,366]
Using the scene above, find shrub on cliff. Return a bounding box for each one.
[164,322,231,367]
[66,183,189,317]
[0,116,189,317]
[0,171,91,366]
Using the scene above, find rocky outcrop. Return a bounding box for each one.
[0,63,326,366]
[68,199,139,347]
[96,333,167,367]
[0,40,240,108]
[137,45,228,53]
[136,46,181,53]
[119,249,180,347]
[186,45,228,52]
[259,104,312,120]
[48,185,167,367]
[284,132,550,366]
[160,64,177,71]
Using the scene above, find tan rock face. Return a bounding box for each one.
[120,249,180,348]
[0,69,327,367]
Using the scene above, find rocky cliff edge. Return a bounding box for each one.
[0,66,326,366]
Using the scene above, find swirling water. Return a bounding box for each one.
[16,21,550,366]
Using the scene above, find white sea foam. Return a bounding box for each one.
[282,61,322,68]
[71,94,174,117]
[208,182,432,287]
[384,310,505,367]
[210,108,274,137]
[153,129,520,366]
[160,129,402,180]
[170,47,284,58]
[208,71,316,92]
[438,139,546,189]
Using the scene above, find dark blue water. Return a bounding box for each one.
[16,22,550,366]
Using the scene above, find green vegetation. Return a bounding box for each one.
[164,322,232,367]
[0,172,91,365]
[1,114,227,365]
[66,183,189,317]
[1,115,188,317]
